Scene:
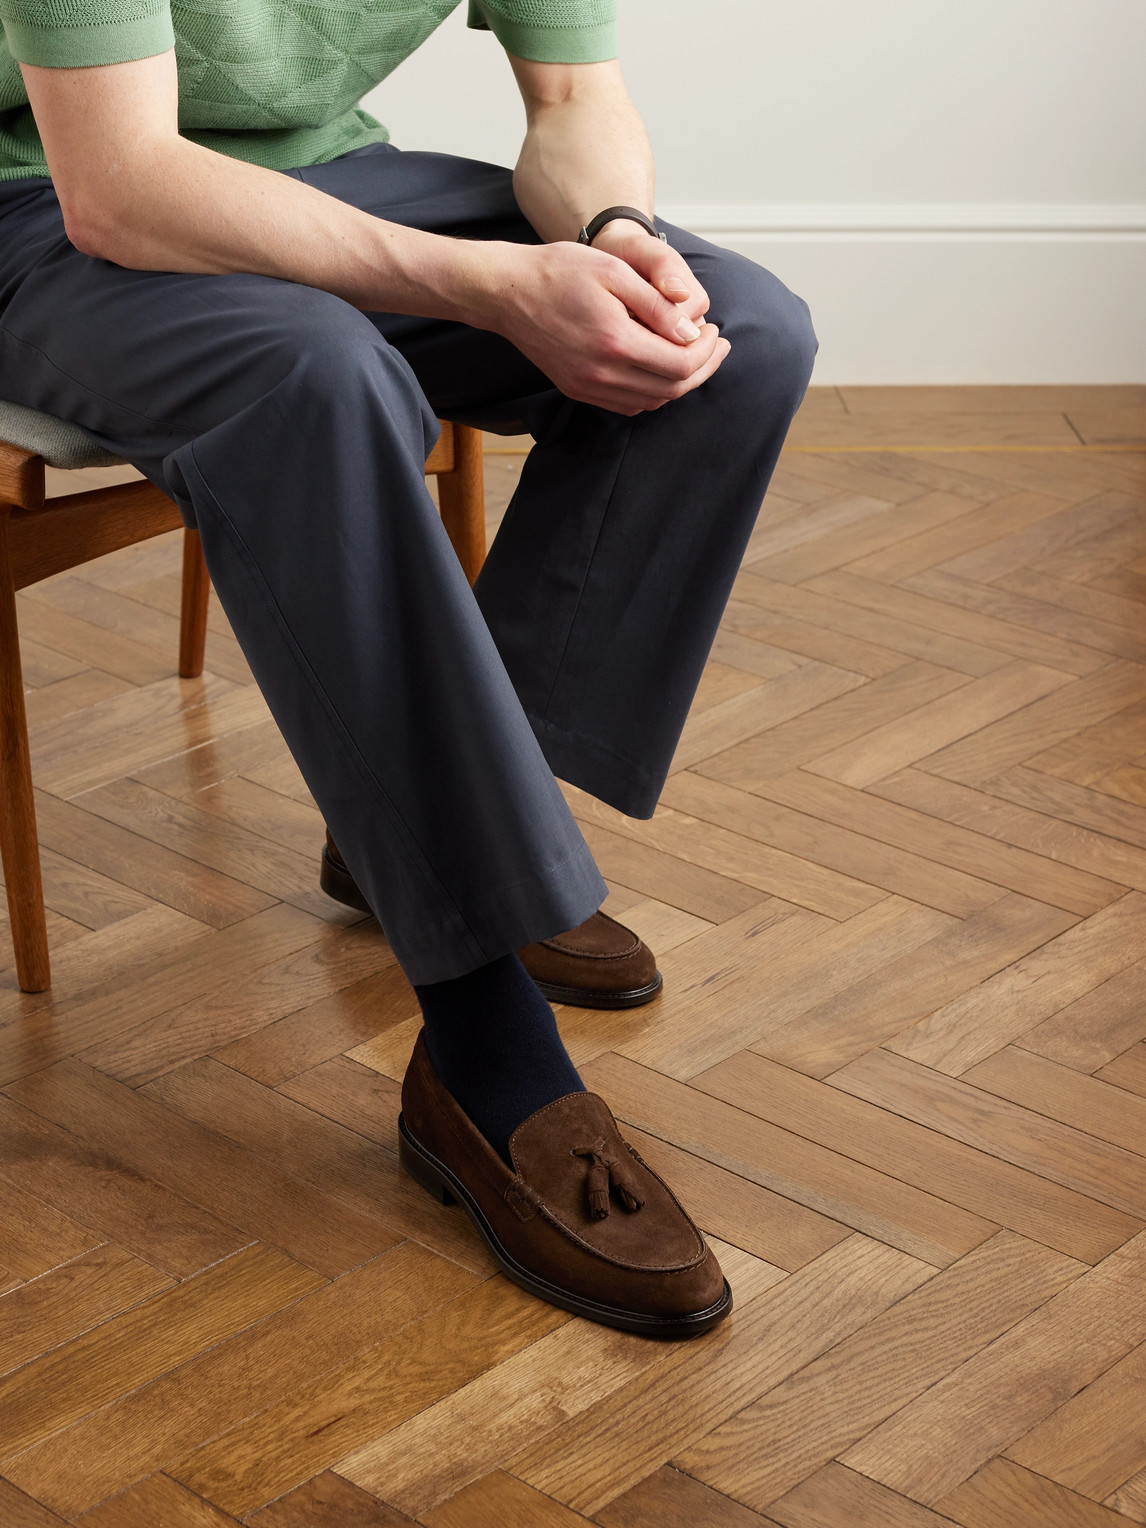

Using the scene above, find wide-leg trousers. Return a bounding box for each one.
[0,144,816,983]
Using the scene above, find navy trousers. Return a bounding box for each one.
[0,145,815,982]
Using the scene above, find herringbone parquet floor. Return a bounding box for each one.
[3,385,1146,1528]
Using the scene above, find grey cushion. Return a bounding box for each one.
[0,398,123,470]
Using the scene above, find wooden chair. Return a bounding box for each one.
[0,402,486,993]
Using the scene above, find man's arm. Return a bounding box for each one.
[509,56,716,333]
[21,49,726,414]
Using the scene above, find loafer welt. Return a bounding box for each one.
[320,833,662,1009]
[400,1031,731,1337]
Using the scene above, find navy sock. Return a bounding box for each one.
[414,952,585,1165]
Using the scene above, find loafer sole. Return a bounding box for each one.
[320,846,373,914]
[532,970,663,1010]
[398,1112,732,1339]
[322,846,664,1009]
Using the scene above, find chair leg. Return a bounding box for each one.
[437,424,487,585]
[179,527,211,679]
[0,512,50,991]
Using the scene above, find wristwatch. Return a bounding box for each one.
[577,205,667,246]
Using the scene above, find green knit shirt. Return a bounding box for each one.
[0,0,618,181]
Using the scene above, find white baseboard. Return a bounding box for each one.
[656,204,1146,385]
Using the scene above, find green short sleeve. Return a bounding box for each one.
[467,0,617,63]
[0,0,174,68]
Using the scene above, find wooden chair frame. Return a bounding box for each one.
[0,420,485,992]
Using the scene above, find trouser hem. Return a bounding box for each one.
[527,713,663,822]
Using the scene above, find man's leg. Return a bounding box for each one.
[288,150,815,819]
[470,223,818,817]
[0,175,607,993]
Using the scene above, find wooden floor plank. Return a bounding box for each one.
[6,1243,474,1520]
[906,568,1146,668]
[1006,1336,1146,1501]
[5,1059,401,1280]
[570,792,885,921]
[936,490,1141,585]
[693,1051,1139,1263]
[660,772,1003,917]
[1106,1468,1146,1524]
[887,892,1146,1075]
[670,661,865,771]
[733,570,1012,677]
[805,571,1103,678]
[754,894,1077,1079]
[212,964,417,1086]
[830,1049,1146,1220]
[766,1463,960,1528]
[582,1053,996,1267]
[562,817,766,923]
[30,788,276,929]
[756,491,975,585]
[876,767,1146,894]
[722,597,912,677]
[1097,1042,1146,1097]
[847,490,1071,584]
[935,1458,1131,1528]
[72,1473,242,1527]
[1016,958,1146,1071]
[738,770,1115,914]
[0,1243,172,1377]
[743,491,894,567]
[0,1179,103,1281]
[168,1279,566,1518]
[244,1472,416,1527]
[507,1236,929,1516]
[963,1046,1146,1155]
[805,663,1077,788]
[839,1233,1146,1504]
[0,1244,320,1463]
[336,1314,674,1516]
[0,1479,72,1528]
[420,1471,595,1527]
[919,661,1146,786]
[0,1091,245,1278]
[138,1056,495,1274]
[615,897,947,1079]
[76,915,392,1088]
[677,1232,1079,1511]
[597,1464,776,1528]
[697,660,972,787]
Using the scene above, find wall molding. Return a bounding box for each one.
[668,212,1146,383]
[657,202,1146,242]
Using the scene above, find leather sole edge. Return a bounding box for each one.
[398,1113,732,1339]
[533,970,663,1009]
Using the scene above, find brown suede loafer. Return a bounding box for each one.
[320,832,662,1008]
[400,1032,731,1337]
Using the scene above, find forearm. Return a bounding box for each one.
[67,134,505,324]
[510,58,655,244]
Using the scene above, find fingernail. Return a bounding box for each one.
[675,316,701,341]
[663,277,689,296]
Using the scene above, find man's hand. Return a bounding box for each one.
[506,58,729,414]
[485,239,730,417]
[590,219,711,330]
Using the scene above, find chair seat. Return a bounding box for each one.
[0,398,123,470]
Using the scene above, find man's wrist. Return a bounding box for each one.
[581,206,661,248]
[592,216,653,249]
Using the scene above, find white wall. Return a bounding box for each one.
[364,1,1146,383]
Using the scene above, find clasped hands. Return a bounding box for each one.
[492,220,731,417]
